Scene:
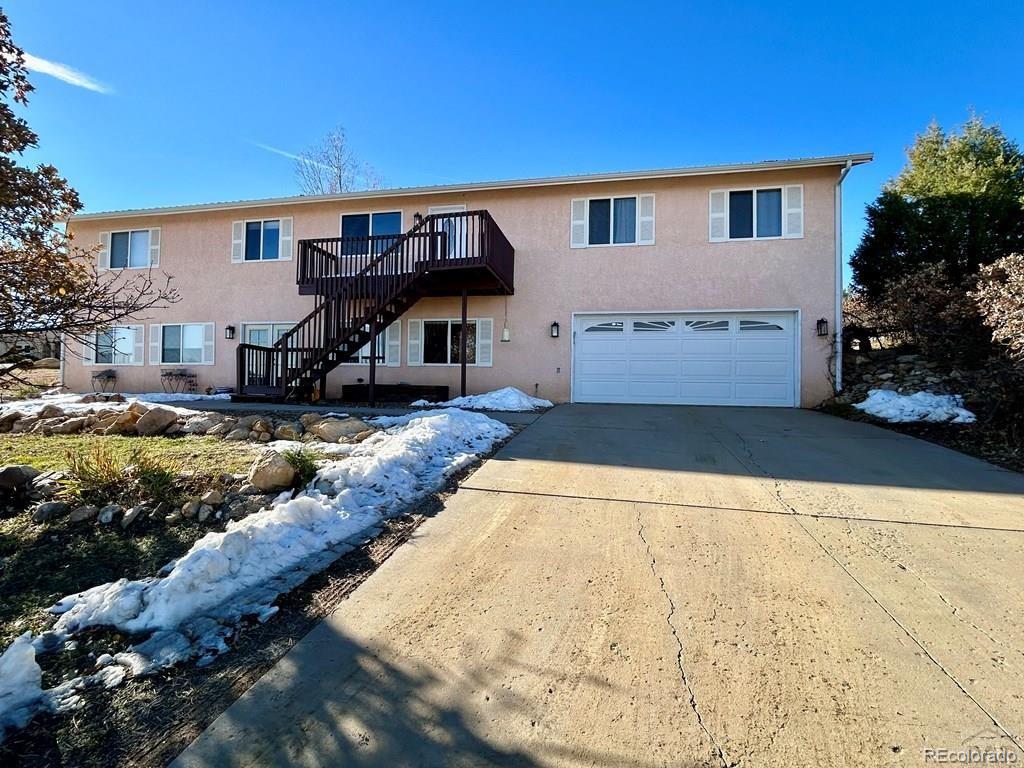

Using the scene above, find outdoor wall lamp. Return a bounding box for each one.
[224,325,236,340]
[550,321,560,338]
[413,212,423,226]
[816,318,829,337]
[500,326,512,343]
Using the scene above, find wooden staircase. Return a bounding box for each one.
[235,210,514,401]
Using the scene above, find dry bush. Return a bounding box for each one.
[973,253,1024,363]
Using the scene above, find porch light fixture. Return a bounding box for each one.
[224,325,236,340]
[550,321,560,339]
[500,296,511,342]
[816,318,829,337]
[413,212,423,226]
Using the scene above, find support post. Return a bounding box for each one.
[460,288,468,397]
[368,316,377,407]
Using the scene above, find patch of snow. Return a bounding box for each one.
[46,409,510,671]
[265,439,356,457]
[410,386,552,412]
[0,633,43,734]
[132,392,232,404]
[0,392,208,420]
[853,389,977,424]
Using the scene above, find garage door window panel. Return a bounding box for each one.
[584,321,624,333]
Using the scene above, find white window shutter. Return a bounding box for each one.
[203,323,215,364]
[638,194,655,245]
[131,325,145,364]
[783,185,804,238]
[709,190,728,242]
[407,319,422,366]
[477,318,493,367]
[98,232,110,269]
[148,228,161,267]
[279,217,293,260]
[385,321,401,367]
[231,221,244,262]
[570,199,587,248]
[83,333,96,365]
[149,324,162,365]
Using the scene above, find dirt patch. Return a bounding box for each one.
[0,429,519,767]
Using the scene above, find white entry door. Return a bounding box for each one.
[428,204,468,259]
[572,312,798,406]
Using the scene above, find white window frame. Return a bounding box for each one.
[243,218,283,262]
[710,185,803,242]
[570,194,654,248]
[416,317,491,367]
[338,210,404,239]
[84,325,144,366]
[102,229,159,270]
[152,322,216,366]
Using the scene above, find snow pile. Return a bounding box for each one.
[0,634,43,732]
[854,389,977,424]
[132,392,231,404]
[0,392,208,419]
[411,386,552,412]
[44,409,510,673]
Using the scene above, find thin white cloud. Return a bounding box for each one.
[250,141,332,171]
[22,53,112,94]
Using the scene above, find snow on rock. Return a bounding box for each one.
[411,386,552,412]
[44,409,510,675]
[0,392,207,419]
[0,634,43,734]
[853,389,977,424]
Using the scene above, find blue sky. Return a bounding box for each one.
[7,0,1024,278]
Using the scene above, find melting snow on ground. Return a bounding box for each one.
[854,389,977,424]
[411,386,552,412]
[0,408,510,739]
[0,392,215,419]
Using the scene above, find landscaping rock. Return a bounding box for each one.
[31,417,65,435]
[70,505,99,522]
[308,417,372,443]
[164,423,183,436]
[354,429,375,443]
[246,451,296,491]
[257,432,272,442]
[32,501,68,523]
[50,416,90,435]
[0,410,24,433]
[182,413,223,434]
[37,404,64,419]
[236,414,260,430]
[10,416,38,433]
[98,504,122,524]
[224,427,250,441]
[135,406,179,436]
[33,357,61,369]
[238,483,260,496]
[299,412,322,427]
[0,465,40,490]
[206,420,237,437]
[201,489,223,506]
[197,504,214,522]
[252,418,274,434]
[273,422,303,441]
[121,505,146,528]
[181,499,201,519]
[103,410,140,436]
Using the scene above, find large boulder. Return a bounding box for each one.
[37,404,64,419]
[206,419,237,437]
[181,412,225,435]
[103,410,140,435]
[0,410,24,434]
[224,427,250,441]
[246,451,296,491]
[134,406,180,436]
[273,422,303,441]
[10,416,38,433]
[0,465,41,490]
[32,357,60,369]
[50,416,90,435]
[308,417,372,443]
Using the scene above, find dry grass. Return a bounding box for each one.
[0,367,61,401]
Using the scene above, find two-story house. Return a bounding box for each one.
[64,153,871,407]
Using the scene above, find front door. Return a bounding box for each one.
[428,204,468,259]
[244,323,295,384]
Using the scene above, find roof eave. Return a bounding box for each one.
[69,153,874,223]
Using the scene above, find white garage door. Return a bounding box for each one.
[572,312,798,407]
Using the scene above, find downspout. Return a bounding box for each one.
[834,159,853,393]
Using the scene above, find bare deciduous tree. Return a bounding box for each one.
[0,10,178,392]
[295,125,382,196]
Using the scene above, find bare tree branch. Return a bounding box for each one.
[295,125,382,195]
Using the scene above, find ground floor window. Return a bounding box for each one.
[154,323,214,365]
[423,319,476,365]
[91,325,143,365]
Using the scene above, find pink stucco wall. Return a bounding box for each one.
[64,166,839,405]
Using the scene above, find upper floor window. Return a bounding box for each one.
[709,185,803,242]
[340,211,403,256]
[99,228,160,270]
[571,195,655,248]
[85,325,143,366]
[231,218,293,262]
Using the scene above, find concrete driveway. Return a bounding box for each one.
[175,405,1024,768]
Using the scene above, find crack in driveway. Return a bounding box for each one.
[713,428,1023,753]
[635,504,737,768]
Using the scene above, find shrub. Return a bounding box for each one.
[973,253,1024,363]
[281,448,318,487]
[65,444,182,507]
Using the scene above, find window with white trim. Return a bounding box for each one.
[406,318,493,367]
[340,211,402,255]
[571,195,655,247]
[709,185,803,242]
[86,325,144,366]
[150,323,215,365]
[231,218,293,262]
[100,229,160,270]
[343,322,401,367]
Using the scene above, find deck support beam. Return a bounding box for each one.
[460,289,468,397]
[368,316,377,407]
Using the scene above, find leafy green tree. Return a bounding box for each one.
[851,116,1024,299]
